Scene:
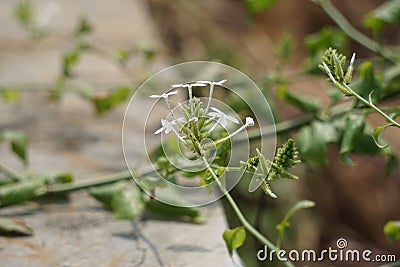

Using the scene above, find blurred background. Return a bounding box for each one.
[0,0,399,266]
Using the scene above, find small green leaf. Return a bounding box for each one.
[0,180,43,206]
[364,0,400,32]
[373,124,393,148]
[62,45,84,77]
[223,226,246,256]
[139,176,166,191]
[277,85,320,114]
[296,121,338,165]
[75,17,92,36]
[114,49,133,64]
[351,61,383,101]
[276,33,293,62]
[112,185,146,220]
[91,87,131,114]
[304,27,347,56]
[13,1,32,26]
[303,27,347,73]
[39,171,73,185]
[89,181,126,209]
[146,184,200,220]
[3,130,29,165]
[384,220,400,242]
[1,88,21,103]
[146,200,200,220]
[0,217,33,236]
[340,115,365,165]
[244,0,278,13]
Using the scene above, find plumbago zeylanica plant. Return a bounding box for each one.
[142,78,313,266]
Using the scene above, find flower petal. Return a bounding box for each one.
[225,114,240,124]
[149,94,162,98]
[245,117,254,126]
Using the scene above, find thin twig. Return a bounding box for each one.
[201,157,295,267]
[313,0,395,62]
[131,219,165,267]
[0,163,25,182]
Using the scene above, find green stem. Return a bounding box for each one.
[343,84,400,128]
[202,157,294,267]
[0,163,25,182]
[313,0,394,62]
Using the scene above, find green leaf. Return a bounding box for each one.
[222,226,246,256]
[3,130,29,165]
[39,171,74,185]
[303,27,347,73]
[13,1,32,26]
[88,181,126,209]
[91,87,131,114]
[0,217,33,236]
[339,115,365,165]
[139,176,166,191]
[364,0,400,32]
[114,49,133,64]
[1,88,21,103]
[146,184,200,220]
[0,180,43,206]
[62,45,84,77]
[75,17,92,36]
[146,200,200,220]
[351,61,383,101]
[373,123,392,148]
[296,121,338,165]
[277,85,320,114]
[244,0,278,13]
[384,220,400,242]
[304,27,347,56]
[276,33,293,62]
[112,185,145,220]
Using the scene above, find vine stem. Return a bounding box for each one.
[201,157,295,267]
[340,84,400,128]
[312,0,394,62]
[0,163,25,182]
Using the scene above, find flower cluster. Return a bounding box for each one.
[241,139,300,198]
[150,80,255,156]
[319,47,356,95]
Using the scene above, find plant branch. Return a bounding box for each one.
[312,0,394,62]
[343,84,400,127]
[201,157,295,267]
[0,163,25,182]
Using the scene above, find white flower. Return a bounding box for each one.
[214,116,256,145]
[149,90,178,99]
[197,80,227,112]
[349,53,356,69]
[154,118,186,143]
[322,62,336,83]
[207,107,239,133]
[172,82,206,115]
[149,90,178,117]
[245,117,254,126]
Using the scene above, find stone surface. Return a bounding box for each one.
[0,1,234,266]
